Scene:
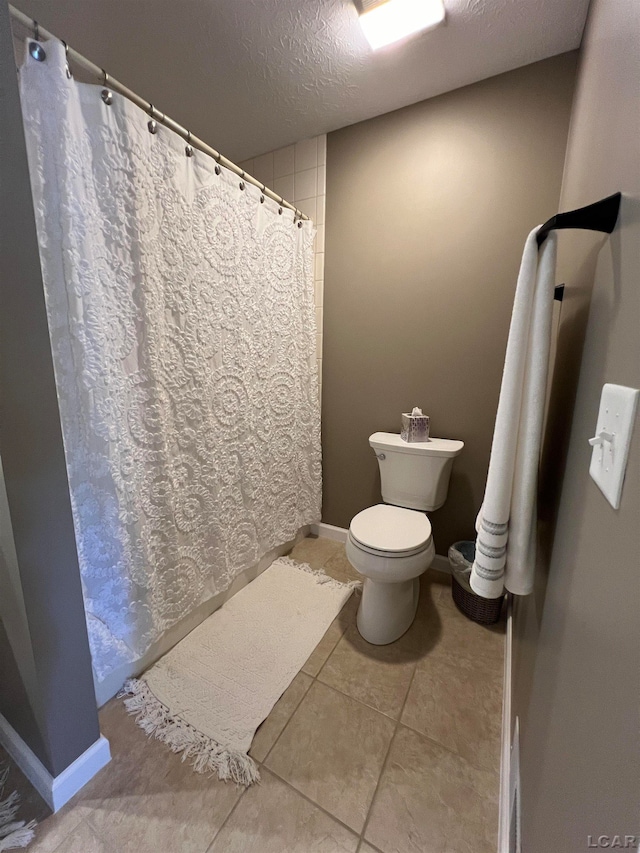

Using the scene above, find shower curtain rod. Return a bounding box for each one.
[9,4,309,221]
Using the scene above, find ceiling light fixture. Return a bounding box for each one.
[358,0,445,50]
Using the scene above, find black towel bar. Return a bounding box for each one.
[537,192,621,247]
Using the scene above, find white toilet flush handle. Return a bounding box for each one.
[588,429,614,447]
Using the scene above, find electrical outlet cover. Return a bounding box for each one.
[589,383,639,509]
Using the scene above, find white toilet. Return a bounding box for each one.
[347,432,464,645]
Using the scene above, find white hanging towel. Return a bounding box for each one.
[470,228,557,599]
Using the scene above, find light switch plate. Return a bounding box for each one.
[589,383,639,509]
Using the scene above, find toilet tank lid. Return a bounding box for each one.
[369,432,464,457]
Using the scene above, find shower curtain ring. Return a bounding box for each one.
[214,152,222,175]
[102,69,110,86]
[147,105,158,134]
[185,131,194,157]
[29,19,47,59]
[278,197,284,215]
[62,40,72,78]
[239,170,245,191]
[28,40,46,62]
[260,184,266,204]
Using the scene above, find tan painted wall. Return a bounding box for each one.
[513,1,640,849]
[322,53,577,552]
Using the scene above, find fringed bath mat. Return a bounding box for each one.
[121,557,357,786]
[0,764,36,850]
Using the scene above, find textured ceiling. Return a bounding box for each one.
[14,0,589,161]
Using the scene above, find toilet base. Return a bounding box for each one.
[356,576,420,645]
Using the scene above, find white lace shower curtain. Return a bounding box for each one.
[19,40,321,682]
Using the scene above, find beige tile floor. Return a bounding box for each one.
[5,536,505,853]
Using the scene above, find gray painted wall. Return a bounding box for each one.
[0,0,100,776]
[0,460,47,765]
[322,53,577,554]
[513,1,640,849]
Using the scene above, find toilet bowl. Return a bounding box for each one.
[347,504,435,644]
[347,432,464,645]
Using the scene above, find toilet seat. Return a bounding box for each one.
[349,504,432,558]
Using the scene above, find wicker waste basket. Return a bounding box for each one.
[448,541,503,625]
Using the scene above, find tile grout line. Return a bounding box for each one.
[311,605,358,682]
[390,652,505,773]
[259,541,372,840]
[357,653,421,848]
[259,542,352,764]
[37,808,86,853]
[267,543,448,842]
[203,783,250,853]
[394,721,502,778]
[83,814,118,853]
[259,763,361,841]
[209,543,348,853]
[396,621,505,771]
[301,616,346,680]
[260,623,354,764]
[49,818,103,853]
[309,677,400,725]
[205,540,350,849]
[357,837,385,853]
[259,673,315,765]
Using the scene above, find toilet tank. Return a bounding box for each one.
[369,432,464,511]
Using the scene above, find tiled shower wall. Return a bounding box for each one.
[239,136,326,401]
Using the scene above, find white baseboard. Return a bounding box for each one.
[310,522,348,543]
[430,554,451,574]
[0,714,110,812]
[498,593,514,852]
